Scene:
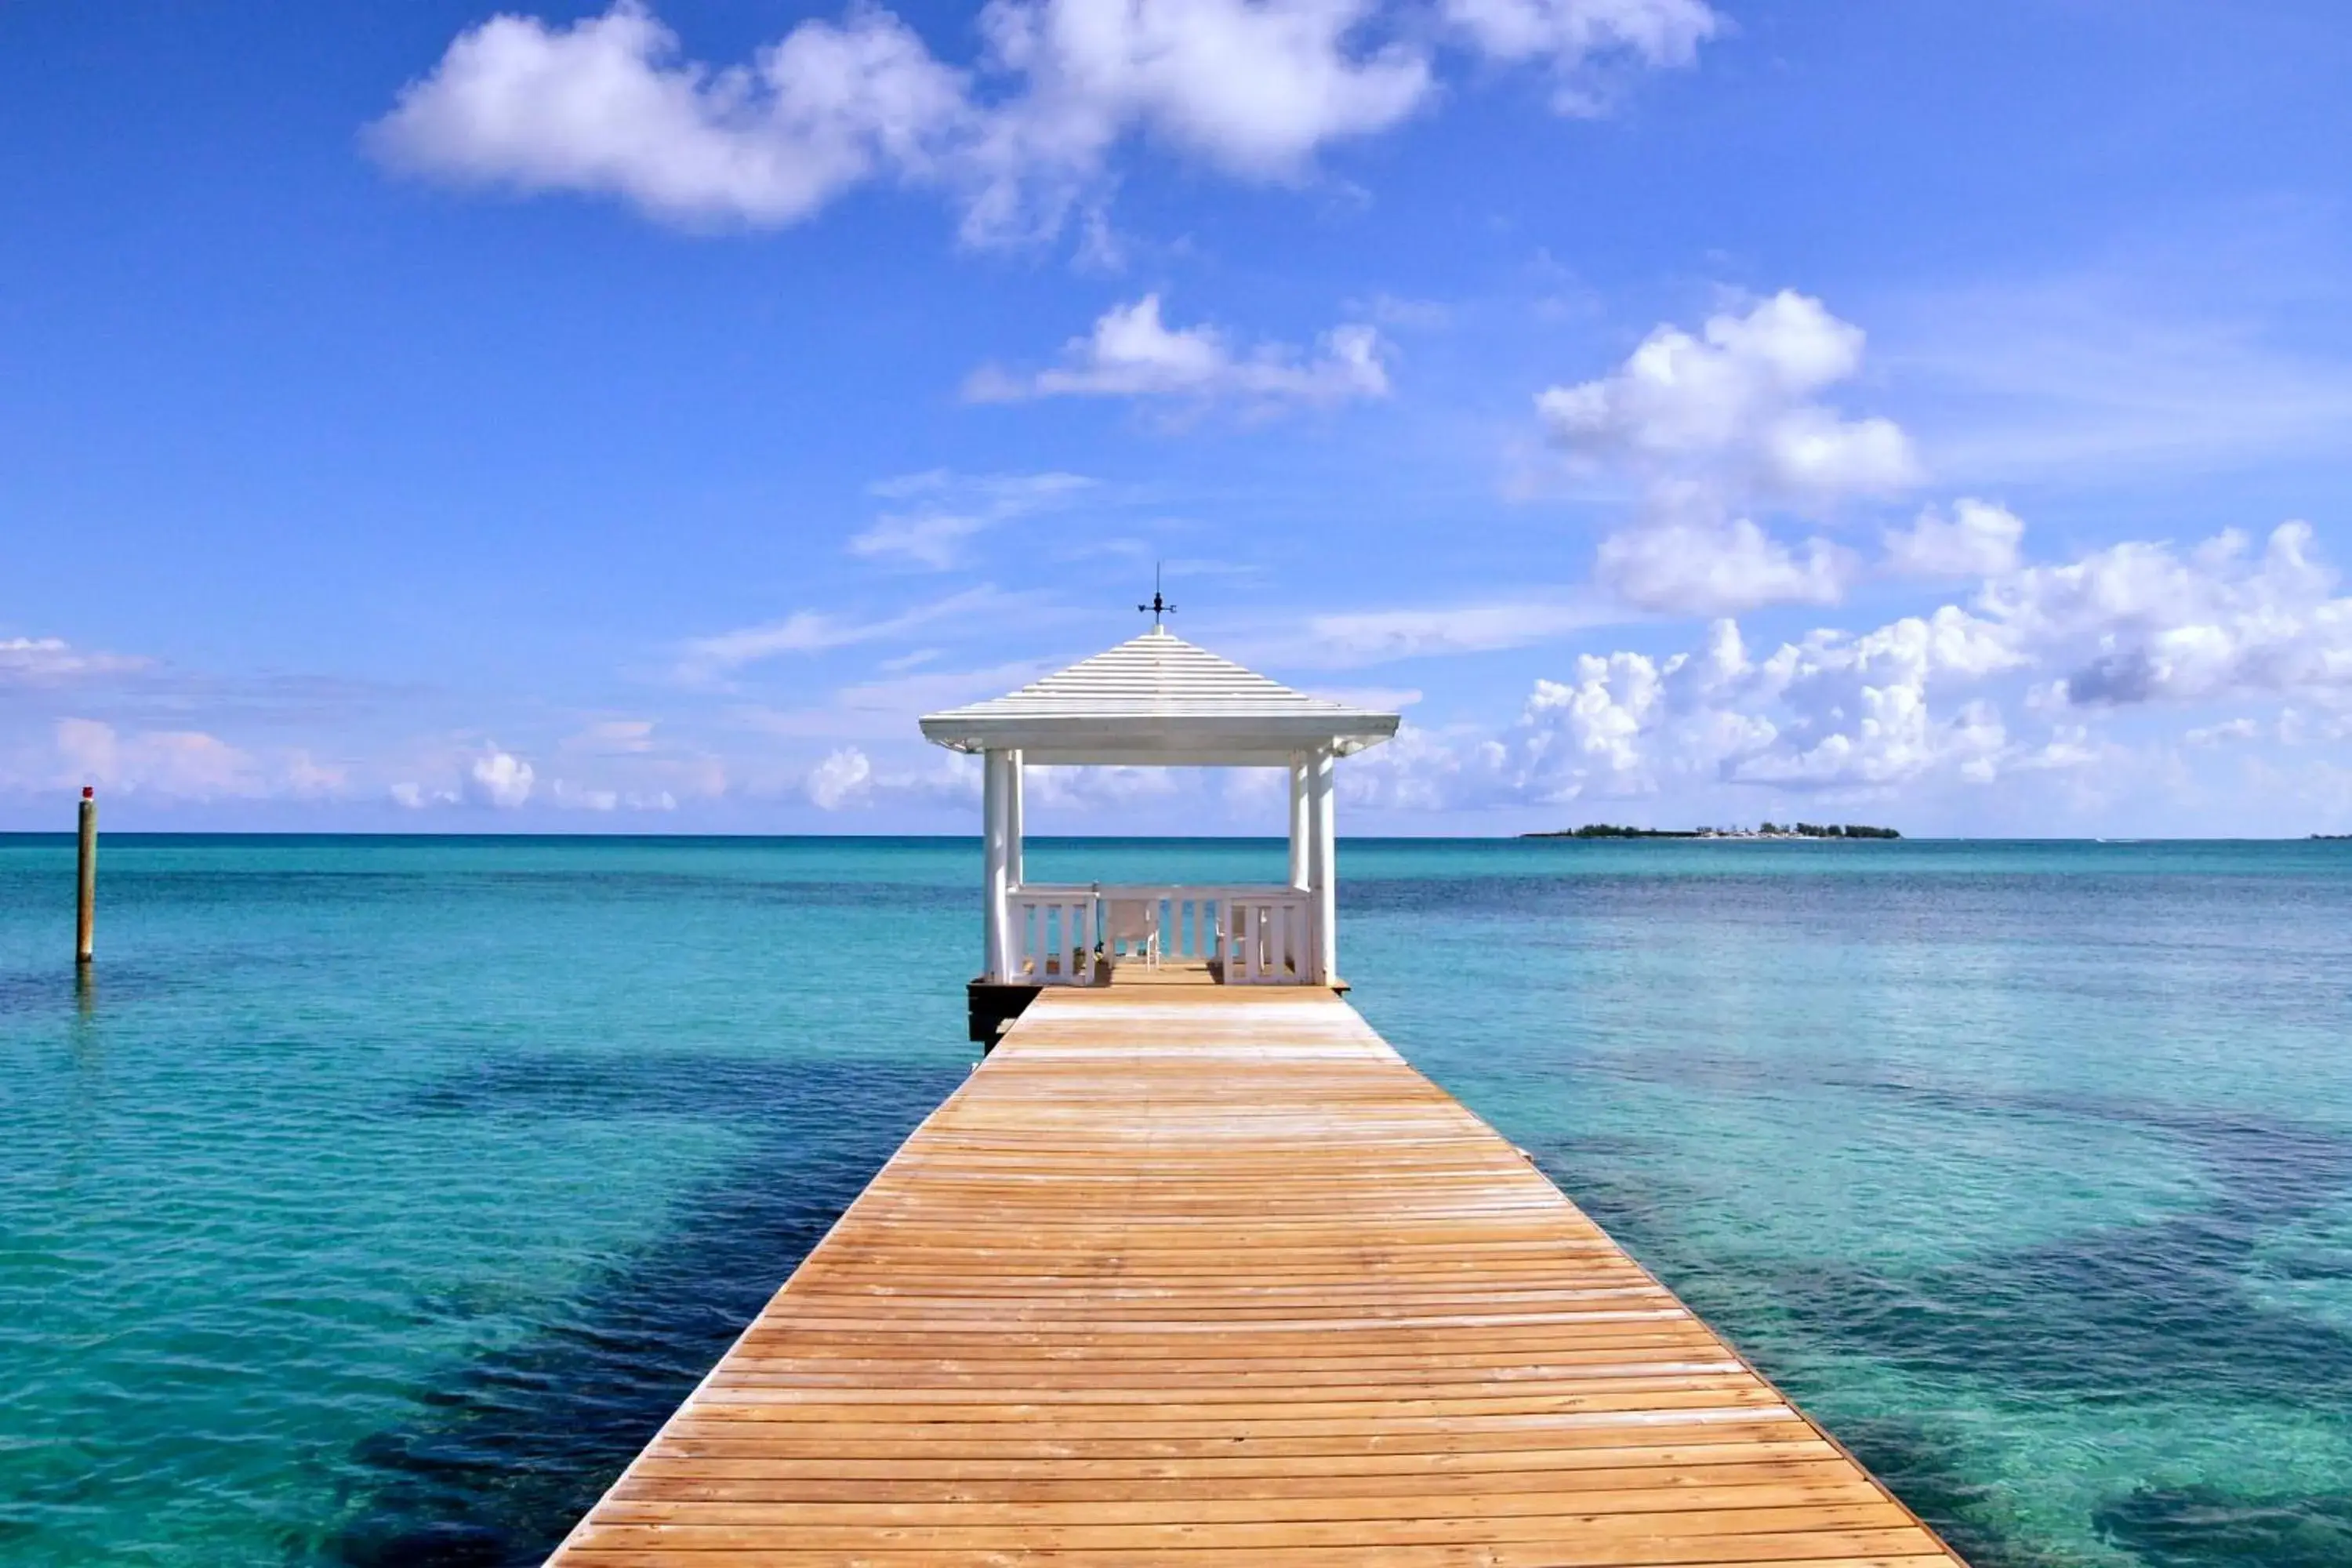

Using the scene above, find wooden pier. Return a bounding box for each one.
[552,987,1962,1566]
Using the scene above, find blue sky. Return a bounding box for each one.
[3,0,2349,834]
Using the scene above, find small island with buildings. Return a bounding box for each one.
[1526,822,1904,840]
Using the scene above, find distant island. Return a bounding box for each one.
[1525,822,1901,840]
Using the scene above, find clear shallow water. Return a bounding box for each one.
[2,835,2349,1566]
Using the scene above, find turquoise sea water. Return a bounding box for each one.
[2,834,2349,1566]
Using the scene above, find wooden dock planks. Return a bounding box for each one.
[551,988,1964,1566]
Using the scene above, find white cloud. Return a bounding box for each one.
[849,470,1092,568]
[1990,521,2352,709]
[369,2,967,227]
[736,659,1051,742]
[677,586,1010,680]
[52,718,269,799]
[557,782,622,811]
[1883,499,2025,580]
[1597,512,1854,615]
[562,718,658,753]
[1337,722,1509,811]
[373,0,1713,243]
[1344,514,2352,817]
[964,0,1432,238]
[846,510,993,570]
[2278,708,2352,747]
[682,612,860,670]
[1730,688,2008,789]
[1442,0,1719,113]
[1541,292,1926,617]
[284,752,350,799]
[1248,593,1624,667]
[829,659,1051,717]
[1,637,150,685]
[1541,291,1919,504]
[804,746,873,808]
[1346,604,2034,810]
[466,749,536,808]
[967,295,1389,408]
[2185,717,2261,748]
[1023,761,1181,808]
[802,744,981,808]
[550,778,679,811]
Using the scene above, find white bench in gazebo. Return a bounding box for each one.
[920,626,1397,1018]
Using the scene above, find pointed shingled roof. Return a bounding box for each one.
[919,627,1398,764]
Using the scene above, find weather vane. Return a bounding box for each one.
[1138,564,1176,626]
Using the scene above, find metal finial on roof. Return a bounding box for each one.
[1138,564,1176,628]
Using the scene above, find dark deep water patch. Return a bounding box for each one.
[12,838,2352,1565]
[1820,1417,2078,1568]
[313,1051,960,1568]
[1773,1094,2352,1410]
[1518,1076,2352,1565]
[2095,1483,2352,1567]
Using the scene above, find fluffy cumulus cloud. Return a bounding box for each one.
[804,746,874,809]
[965,295,1389,408]
[368,2,967,227]
[1539,292,1930,616]
[1883,499,2026,580]
[370,0,1719,241]
[967,0,1431,233]
[1346,517,2352,815]
[466,749,537,808]
[1541,292,1918,503]
[1347,608,2024,808]
[1997,521,2352,708]
[802,745,981,809]
[1596,510,1854,615]
[1443,0,1717,111]
[379,739,702,814]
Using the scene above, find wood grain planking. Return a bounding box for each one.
[550,989,1963,1566]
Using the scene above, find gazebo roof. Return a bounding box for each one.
[919,626,1399,765]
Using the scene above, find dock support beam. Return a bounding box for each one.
[1307,746,1336,984]
[76,786,96,966]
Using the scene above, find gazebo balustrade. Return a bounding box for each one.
[921,626,1396,1021]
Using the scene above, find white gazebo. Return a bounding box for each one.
[920,626,1398,997]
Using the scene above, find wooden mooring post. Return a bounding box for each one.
[76,786,96,966]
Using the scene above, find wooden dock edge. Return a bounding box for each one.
[550,986,1967,1566]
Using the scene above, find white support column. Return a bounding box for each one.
[982,749,1010,982]
[1287,756,1309,890]
[1006,749,1025,891]
[1307,745,1337,984]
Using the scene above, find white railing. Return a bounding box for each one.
[1006,884,1313,985]
[1221,890,1311,985]
[1008,889,1098,985]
